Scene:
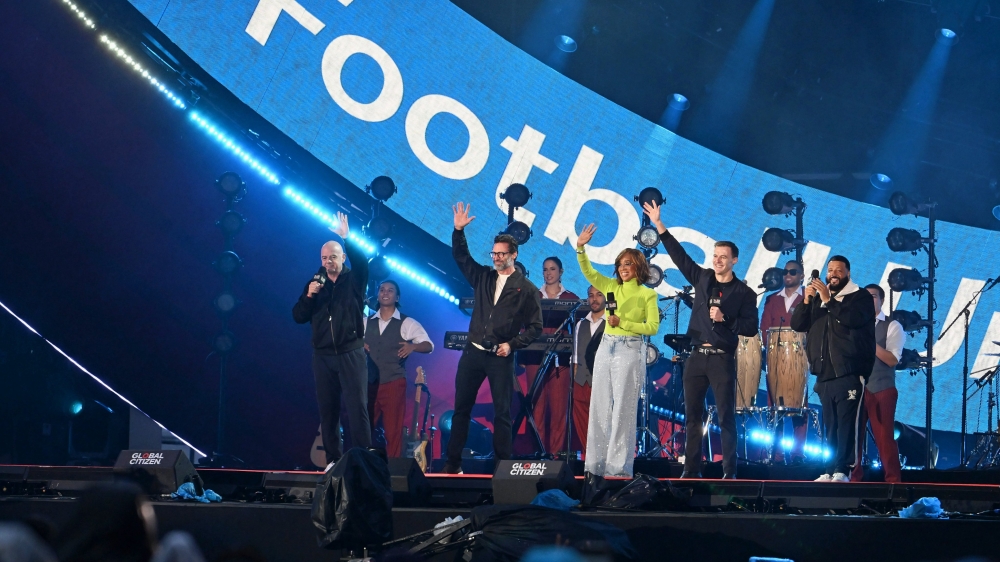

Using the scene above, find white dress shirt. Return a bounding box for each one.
[371,308,434,351]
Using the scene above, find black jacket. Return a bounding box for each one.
[452,229,542,350]
[658,229,759,353]
[790,283,876,382]
[292,239,368,355]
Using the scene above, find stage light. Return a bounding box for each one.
[70,401,84,415]
[886,227,926,253]
[213,291,238,314]
[937,28,957,45]
[215,172,246,199]
[217,210,246,237]
[635,224,660,250]
[888,191,933,217]
[870,173,893,190]
[892,309,931,333]
[993,205,1000,221]
[645,343,661,366]
[554,35,578,52]
[365,216,393,241]
[762,191,803,215]
[213,251,243,276]
[887,268,927,293]
[759,267,784,292]
[645,264,664,289]
[212,331,238,354]
[514,261,529,278]
[501,183,532,208]
[189,112,280,184]
[635,187,664,208]
[504,221,532,245]
[896,348,927,371]
[366,176,397,202]
[761,228,795,252]
[368,256,391,282]
[669,94,689,112]
[98,36,187,109]
[781,438,793,450]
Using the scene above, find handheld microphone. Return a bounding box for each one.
[709,287,722,322]
[606,292,618,316]
[313,266,327,285]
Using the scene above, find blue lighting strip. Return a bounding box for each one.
[0,298,206,458]
[282,187,460,304]
[189,112,281,184]
[99,36,187,109]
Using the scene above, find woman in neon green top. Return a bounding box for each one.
[576,224,660,477]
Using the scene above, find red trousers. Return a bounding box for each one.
[368,377,408,458]
[851,387,902,483]
[572,381,592,454]
[523,364,572,454]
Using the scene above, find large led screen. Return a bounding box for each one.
[129,0,1000,434]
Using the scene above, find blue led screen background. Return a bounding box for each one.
[130,0,1000,434]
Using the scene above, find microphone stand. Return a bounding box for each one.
[937,277,996,467]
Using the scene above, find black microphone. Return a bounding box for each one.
[709,287,722,322]
[313,266,327,285]
[606,292,617,316]
[810,269,820,283]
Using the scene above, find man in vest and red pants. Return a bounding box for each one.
[364,280,434,457]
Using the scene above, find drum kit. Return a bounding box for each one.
[735,327,820,462]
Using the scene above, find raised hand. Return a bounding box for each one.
[453,202,476,230]
[642,201,664,229]
[576,223,597,249]
[331,211,349,238]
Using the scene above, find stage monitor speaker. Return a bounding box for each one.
[388,457,431,506]
[113,449,202,495]
[492,460,573,505]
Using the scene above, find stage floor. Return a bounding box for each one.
[2,465,999,562]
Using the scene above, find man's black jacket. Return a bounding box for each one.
[790,283,876,382]
[292,239,368,355]
[658,229,759,353]
[452,229,542,350]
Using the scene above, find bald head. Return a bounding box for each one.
[321,241,346,279]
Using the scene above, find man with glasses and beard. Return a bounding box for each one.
[791,256,876,482]
[445,203,543,474]
[760,260,808,465]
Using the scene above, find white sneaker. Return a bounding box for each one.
[814,473,832,482]
[831,472,849,482]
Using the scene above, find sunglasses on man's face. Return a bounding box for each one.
[784,269,800,276]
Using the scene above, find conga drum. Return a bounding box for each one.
[736,333,763,410]
[766,327,808,410]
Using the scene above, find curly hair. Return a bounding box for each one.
[613,248,650,285]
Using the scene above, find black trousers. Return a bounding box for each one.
[816,375,865,475]
[312,347,371,464]
[683,350,738,475]
[447,345,514,466]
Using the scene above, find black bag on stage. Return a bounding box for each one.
[311,447,393,550]
[601,473,690,511]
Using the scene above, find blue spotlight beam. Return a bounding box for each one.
[0,298,206,458]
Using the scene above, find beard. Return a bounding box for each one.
[827,273,850,292]
[494,256,515,272]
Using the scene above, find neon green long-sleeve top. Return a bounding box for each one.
[576,249,660,337]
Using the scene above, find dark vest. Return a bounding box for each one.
[866,319,895,393]
[364,312,407,385]
[575,317,605,386]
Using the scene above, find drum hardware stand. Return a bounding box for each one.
[637,345,670,459]
[966,366,1000,468]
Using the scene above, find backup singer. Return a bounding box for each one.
[364,280,434,458]
[643,201,759,479]
[760,260,808,464]
[292,212,371,465]
[576,224,659,478]
[572,285,606,454]
[445,202,542,474]
[850,284,905,483]
[790,256,876,482]
[521,257,580,455]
